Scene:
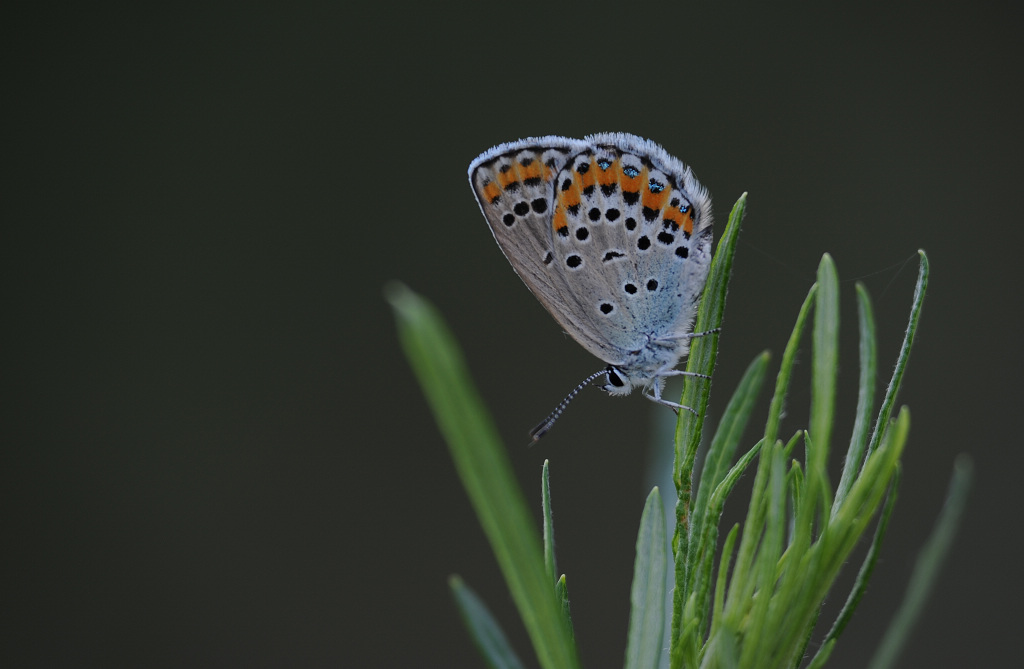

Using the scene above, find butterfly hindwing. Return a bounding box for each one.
[545,134,713,359]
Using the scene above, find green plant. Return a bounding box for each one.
[388,194,969,668]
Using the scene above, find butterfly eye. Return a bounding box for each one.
[606,367,625,388]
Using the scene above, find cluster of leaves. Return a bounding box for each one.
[389,194,968,668]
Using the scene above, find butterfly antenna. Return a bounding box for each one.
[529,369,608,443]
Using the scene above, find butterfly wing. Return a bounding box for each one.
[470,137,622,359]
[541,133,714,363]
[575,134,713,347]
[469,134,713,367]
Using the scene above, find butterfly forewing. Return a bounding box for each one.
[470,137,614,356]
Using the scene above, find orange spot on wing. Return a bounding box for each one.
[663,209,684,229]
[557,174,581,208]
[498,169,518,188]
[597,158,621,186]
[553,208,568,233]
[482,182,501,202]
[681,210,694,236]
[553,162,593,232]
[521,160,542,182]
[642,181,670,212]
[577,165,596,191]
[620,165,644,191]
[554,179,580,233]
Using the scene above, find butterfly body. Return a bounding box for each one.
[469,133,713,427]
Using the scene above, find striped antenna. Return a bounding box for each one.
[529,368,609,442]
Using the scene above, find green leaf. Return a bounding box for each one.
[690,352,771,548]
[712,524,740,624]
[674,193,747,490]
[809,253,839,483]
[449,575,526,669]
[542,460,557,585]
[738,441,787,666]
[625,487,668,669]
[868,456,973,669]
[805,638,835,669]
[389,285,579,669]
[701,625,739,669]
[812,466,901,665]
[681,435,763,660]
[724,286,815,624]
[672,193,747,649]
[866,251,929,461]
[765,285,817,460]
[833,283,878,516]
[684,352,770,634]
[555,574,574,644]
[824,409,909,573]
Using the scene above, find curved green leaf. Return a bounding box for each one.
[626,487,668,669]
[389,285,579,669]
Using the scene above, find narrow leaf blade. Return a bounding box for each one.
[450,576,527,669]
[868,455,972,669]
[810,253,840,473]
[389,285,579,669]
[626,487,668,669]
[834,283,878,515]
[866,251,929,461]
[542,460,557,585]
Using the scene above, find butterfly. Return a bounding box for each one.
[469,133,714,440]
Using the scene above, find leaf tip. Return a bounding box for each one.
[383,280,411,304]
[917,249,930,271]
[384,281,423,320]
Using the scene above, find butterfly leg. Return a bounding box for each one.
[657,370,712,380]
[657,327,722,342]
[642,379,699,416]
[640,363,712,415]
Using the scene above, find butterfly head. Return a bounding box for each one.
[600,365,633,396]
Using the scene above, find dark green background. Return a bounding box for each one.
[5,2,1021,666]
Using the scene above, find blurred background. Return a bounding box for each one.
[4,2,1021,666]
